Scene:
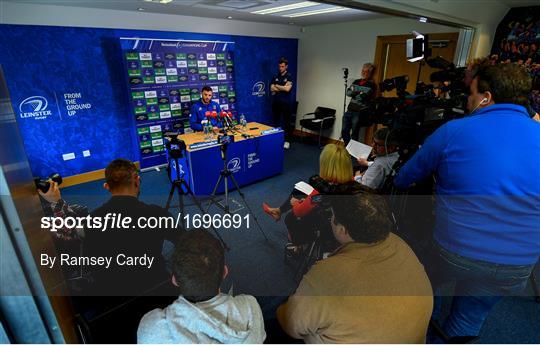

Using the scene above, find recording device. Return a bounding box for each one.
[165,135,187,159]
[218,134,234,145]
[35,173,62,193]
[369,55,467,146]
[380,75,409,97]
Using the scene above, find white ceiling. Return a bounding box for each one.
[5,0,389,26]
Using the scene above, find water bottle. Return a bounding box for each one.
[240,114,247,132]
[202,120,210,140]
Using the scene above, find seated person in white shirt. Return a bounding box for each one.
[137,229,266,344]
[355,128,399,190]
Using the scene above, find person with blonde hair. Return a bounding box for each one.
[263,143,371,253]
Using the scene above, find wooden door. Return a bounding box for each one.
[365,32,460,142]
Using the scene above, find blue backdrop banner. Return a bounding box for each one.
[120,38,237,169]
[0,24,297,179]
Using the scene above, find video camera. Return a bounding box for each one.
[165,134,187,159]
[164,134,187,184]
[369,55,468,146]
[35,173,62,193]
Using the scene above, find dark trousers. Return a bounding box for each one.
[341,110,371,145]
[427,241,535,338]
[341,111,361,145]
[272,101,292,141]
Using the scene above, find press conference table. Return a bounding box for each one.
[177,122,284,195]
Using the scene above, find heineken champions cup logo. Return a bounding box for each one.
[19,96,53,120]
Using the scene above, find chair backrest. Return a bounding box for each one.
[314,106,336,119]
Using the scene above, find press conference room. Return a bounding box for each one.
[1,0,539,344]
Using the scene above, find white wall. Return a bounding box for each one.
[296,17,459,140]
[0,1,301,38]
[354,0,509,58]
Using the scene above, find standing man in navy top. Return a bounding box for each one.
[271,57,294,149]
[394,63,540,342]
[189,86,221,131]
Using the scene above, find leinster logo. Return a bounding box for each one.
[227,157,242,173]
[19,96,53,120]
[252,81,266,97]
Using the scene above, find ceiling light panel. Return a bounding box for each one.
[283,6,348,17]
[251,1,318,15]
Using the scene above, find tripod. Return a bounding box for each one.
[342,71,348,118]
[206,142,268,241]
[165,156,229,250]
[338,68,349,142]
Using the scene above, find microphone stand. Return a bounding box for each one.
[339,69,349,142]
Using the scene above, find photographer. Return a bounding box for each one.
[394,63,540,341]
[39,180,87,242]
[85,159,185,296]
[341,63,377,145]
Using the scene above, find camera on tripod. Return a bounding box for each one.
[165,135,187,160]
[165,134,187,183]
[35,173,62,193]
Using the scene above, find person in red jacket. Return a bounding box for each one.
[263,143,371,252]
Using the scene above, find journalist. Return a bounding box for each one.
[263,143,369,255]
[355,127,399,190]
[138,229,265,343]
[394,63,540,341]
[276,193,433,343]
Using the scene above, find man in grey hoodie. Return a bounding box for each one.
[137,229,266,344]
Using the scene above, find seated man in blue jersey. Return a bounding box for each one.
[189,85,221,131]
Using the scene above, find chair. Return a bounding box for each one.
[299,106,336,147]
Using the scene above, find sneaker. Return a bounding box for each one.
[283,141,290,149]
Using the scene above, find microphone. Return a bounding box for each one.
[227,112,236,128]
[205,111,211,118]
[220,111,232,128]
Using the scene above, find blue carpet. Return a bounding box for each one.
[61,142,540,343]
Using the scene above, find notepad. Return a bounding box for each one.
[294,181,315,195]
[346,139,372,159]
